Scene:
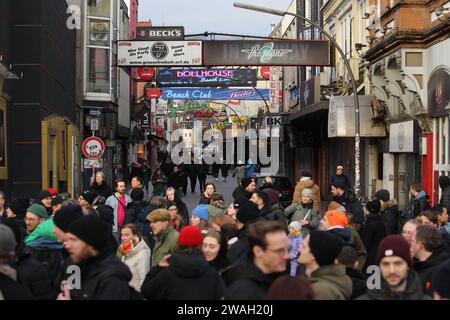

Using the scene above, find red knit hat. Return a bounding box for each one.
[48,188,58,196]
[376,235,412,267]
[178,226,203,247]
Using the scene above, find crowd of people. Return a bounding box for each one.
[1,162,450,301]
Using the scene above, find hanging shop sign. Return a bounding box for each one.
[118,41,202,67]
[389,120,419,153]
[136,26,184,41]
[90,21,109,43]
[146,88,162,99]
[300,76,321,108]
[82,136,105,159]
[162,88,269,100]
[427,68,450,117]
[137,67,156,81]
[156,68,257,87]
[260,66,270,79]
[203,40,330,66]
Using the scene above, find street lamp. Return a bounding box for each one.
[234,2,362,198]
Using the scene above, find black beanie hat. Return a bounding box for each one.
[236,201,260,225]
[95,204,114,225]
[432,259,450,298]
[309,230,343,267]
[68,215,110,251]
[54,204,84,232]
[240,177,254,189]
[374,189,390,202]
[8,198,30,219]
[51,196,64,207]
[81,190,98,205]
[38,190,53,202]
[366,198,381,215]
[130,188,144,202]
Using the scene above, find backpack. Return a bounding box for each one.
[397,208,413,234]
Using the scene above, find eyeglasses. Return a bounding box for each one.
[266,247,291,256]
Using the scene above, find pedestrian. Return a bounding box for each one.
[357,235,431,300]
[167,165,185,197]
[89,171,112,199]
[161,157,174,179]
[4,198,29,239]
[410,183,431,218]
[411,224,449,294]
[199,182,216,204]
[431,259,450,300]
[202,230,230,273]
[57,215,133,300]
[226,201,238,220]
[0,225,35,300]
[232,160,246,185]
[284,188,320,236]
[320,209,353,245]
[52,203,84,244]
[124,188,147,226]
[141,225,225,300]
[232,177,256,200]
[331,181,365,227]
[251,190,287,227]
[151,167,167,197]
[51,197,64,216]
[130,176,149,203]
[433,205,450,235]
[297,230,352,300]
[345,212,368,272]
[224,221,289,300]
[375,189,399,235]
[292,171,321,213]
[221,224,239,249]
[197,160,209,193]
[207,193,227,221]
[439,175,450,211]
[191,204,210,234]
[116,224,151,293]
[180,161,189,196]
[35,190,53,217]
[167,201,183,231]
[336,246,367,299]
[327,165,352,196]
[264,275,314,300]
[221,162,229,182]
[146,209,179,268]
[136,196,166,249]
[211,215,237,232]
[245,159,258,178]
[361,199,387,273]
[287,221,303,276]
[212,161,221,181]
[78,189,100,215]
[402,218,422,245]
[165,187,189,227]
[105,179,133,241]
[186,157,199,193]
[24,204,49,236]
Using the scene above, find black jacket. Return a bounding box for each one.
[259,206,288,229]
[439,175,450,210]
[412,191,431,218]
[381,199,400,235]
[90,182,112,199]
[0,272,35,300]
[224,260,283,300]
[346,268,367,300]
[226,228,250,266]
[328,174,351,193]
[124,201,146,226]
[167,172,185,190]
[65,253,132,300]
[413,245,449,294]
[232,186,252,200]
[141,252,225,300]
[333,191,364,227]
[361,214,387,273]
[199,195,211,205]
[328,227,353,246]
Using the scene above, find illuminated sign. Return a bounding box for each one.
[157,68,257,87]
[162,88,269,100]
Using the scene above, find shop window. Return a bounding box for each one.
[405,52,423,67]
[88,19,110,46]
[86,48,110,93]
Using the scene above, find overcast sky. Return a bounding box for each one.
[138,0,293,37]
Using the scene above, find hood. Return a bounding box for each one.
[327,227,352,242]
[415,191,427,200]
[169,252,210,278]
[310,264,352,299]
[210,232,230,271]
[27,236,64,250]
[385,199,398,208]
[299,179,314,189]
[124,239,151,259]
[366,271,426,300]
[439,175,450,189]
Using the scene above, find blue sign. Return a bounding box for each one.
[162,88,270,100]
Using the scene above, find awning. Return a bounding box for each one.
[289,101,329,123]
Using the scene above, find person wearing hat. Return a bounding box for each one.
[336,246,367,299]
[327,165,351,198]
[227,196,249,220]
[191,204,210,233]
[284,188,320,237]
[36,190,53,217]
[431,258,450,300]
[298,230,352,300]
[52,204,84,243]
[375,189,400,235]
[51,196,64,216]
[57,214,132,300]
[360,198,388,274]
[78,189,100,215]
[292,170,321,213]
[123,188,146,226]
[357,235,431,300]
[207,192,226,221]
[166,201,183,231]
[24,204,49,235]
[287,221,303,276]
[251,190,287,228]
[232,160,246,186]
[232,177,256,200]
[5,198,29,237]
[321,209,352,244]
[146,209,179,268]
[331,180,365,227]
[141,225,225,300]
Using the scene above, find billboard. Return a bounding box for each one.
[157,68,257,87]
[136,26,184,40]
[162,88,269,100]
[203,40,330,66]
[117,41,202,67]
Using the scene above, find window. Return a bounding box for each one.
[87,0,110,18]
[86,48,110,93]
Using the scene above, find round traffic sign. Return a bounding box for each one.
[82,136,105,159]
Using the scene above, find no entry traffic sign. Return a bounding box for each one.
[82,136,105,159]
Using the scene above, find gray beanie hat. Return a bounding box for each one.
[302,188,313,197]
[0,225,17,258]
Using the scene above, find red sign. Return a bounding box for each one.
[82,136,105,159]
[137,67,155,81]
[146,88,162,99]
[260,66,270,80]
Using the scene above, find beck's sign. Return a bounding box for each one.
[162,88,269,100]
[136,26,184,40]
[157,68,257,87]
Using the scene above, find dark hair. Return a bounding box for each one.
[415,224,441,252]
[300,170,313,178]
[247,220,286,260]
[418,210,439,226]
[220,223,238,241]
[114,179,126,189]
[253,190,268,206]
[132,176,143,185]
[432,205,447,216]
[411,183,422,192]
[264,276,314,300]
[121,223,142,241]
[204,183,216,193]
[332,181,346,190]
[172,244,202,255]
[149,196,168,209]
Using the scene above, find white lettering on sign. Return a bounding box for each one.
[148,30,182,37]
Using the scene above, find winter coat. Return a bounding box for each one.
[381,199,399,235]
[328,173,352,194]
[361,214,388,272]
[151,173,167,196]
[439,175,450,210]
[259,205,288,229]
[232,186,253,200]
[105,194,133,233]
[357,271,432,300]
[199,194,211,205]
[333,191,365,227]
[167,172,185,190]
[25,219,57,245]
[413,245,449,294]
[292,178,321,213]
[117,239,151,292]
[90,182,112,199]
[141,252,225,300]
[309,264,353,300]
[327,227,353,246]
[208,202,226,221]
[124,201,147,226]
[346,268,367,299]
[348,228,367,272]
[128,187,149,204]
[150,226,179,268]
[64,253,133,300]
[245,164,258,178]
[161,162,174,178]
[232,166,246,185]
[226,228,250,266]
[134,205,154,248]
[0,266,35,300]
[175,198,190,227]
[288,234,303,276]
[284,202,319,236]
[412,191,431,218]
[224,260,282,300]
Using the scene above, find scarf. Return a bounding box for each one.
[118,240,134,256]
